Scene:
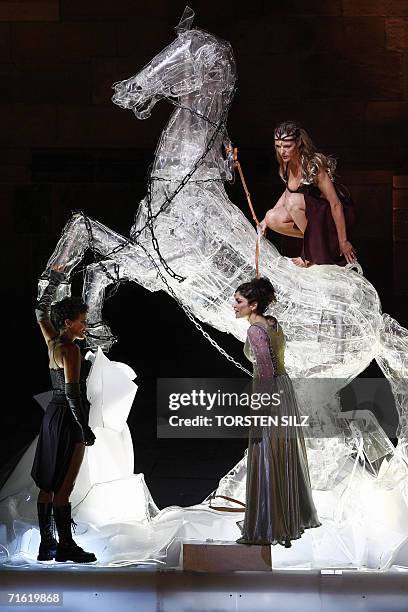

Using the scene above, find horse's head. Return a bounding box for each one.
[112,6,236,119]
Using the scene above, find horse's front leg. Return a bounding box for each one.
[38,212,92,302]
[39,211,131,303]
[82,243,155,351]
[83,259,127,351]
[42,212,91,276]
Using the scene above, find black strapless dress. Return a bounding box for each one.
[31,360,91,493]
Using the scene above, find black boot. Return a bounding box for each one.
[37,502,58,561]
[53,503,96,563]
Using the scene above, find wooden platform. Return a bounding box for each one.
[182,540,272,572]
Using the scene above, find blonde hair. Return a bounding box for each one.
[274,121,337,185]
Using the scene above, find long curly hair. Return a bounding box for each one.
[274,120,337,185]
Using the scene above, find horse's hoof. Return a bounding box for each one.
[85,322,117,353]
[38,276,71,302]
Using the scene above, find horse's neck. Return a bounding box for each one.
[152,92,227,180]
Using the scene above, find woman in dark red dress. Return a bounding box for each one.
[260,121,357,267]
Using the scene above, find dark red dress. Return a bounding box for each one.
[284,170,356,266]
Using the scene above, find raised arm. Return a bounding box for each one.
[247,325,275,379]
[317,169,356,264]
[35,269,66,344]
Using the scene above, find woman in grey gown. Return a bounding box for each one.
[233,277,321,547]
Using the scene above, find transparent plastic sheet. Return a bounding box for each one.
[37,9,407,435]
[8,6,407,568]
[1,352,408,569]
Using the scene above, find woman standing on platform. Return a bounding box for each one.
[260,121,357,267]
[233,277,321,547]
[32,269,97,563]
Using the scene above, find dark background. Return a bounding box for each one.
[1,0,407,508]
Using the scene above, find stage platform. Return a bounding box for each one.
[1,565,408,612]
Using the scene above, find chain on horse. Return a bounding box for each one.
[65,87,255,374]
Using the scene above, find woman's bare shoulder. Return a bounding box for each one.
[53,340,80,365]
[62,342,80,356]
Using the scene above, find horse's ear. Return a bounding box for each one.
[175,6,195,34]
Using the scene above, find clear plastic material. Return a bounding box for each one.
[39,10,408,446]
[1,351,408,569]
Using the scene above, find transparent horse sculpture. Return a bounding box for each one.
[40,7,408,451]
[28,6,408,567]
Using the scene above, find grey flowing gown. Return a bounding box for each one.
[237,317,321,547]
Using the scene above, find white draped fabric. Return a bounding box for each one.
[1,349,408,570]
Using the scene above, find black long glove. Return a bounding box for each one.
[65,382,96,446]
[35,270,66,322]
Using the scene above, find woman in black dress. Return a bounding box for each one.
[260,120,357,267]
[32,269,96,563]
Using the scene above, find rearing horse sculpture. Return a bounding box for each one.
[40,8,408,461]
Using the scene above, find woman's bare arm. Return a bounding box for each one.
[317,170,356,263]
[35,270,66,345]
[62,343,81,383]
[37,320,58,345]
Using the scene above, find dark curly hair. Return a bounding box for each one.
[235,277,276,314]
[51,297,88,332]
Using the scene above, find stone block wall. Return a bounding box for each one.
[0,0,407,297]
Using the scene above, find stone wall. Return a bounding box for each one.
[1,0,407,296]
